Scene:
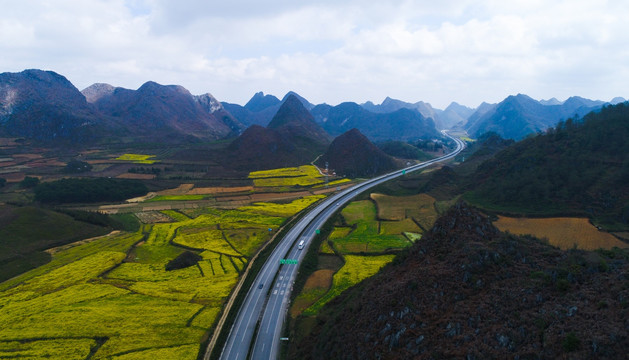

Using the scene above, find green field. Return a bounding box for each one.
[330,200,411,254]
[0,195,325,358]
[303,254,394,315]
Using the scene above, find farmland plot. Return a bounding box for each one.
[248,165,326,188]
[0,194,325,359]
[304,255,394,315]
[494,216,629,251]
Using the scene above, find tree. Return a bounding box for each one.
[62,159,92,173]
[20,176,40,188]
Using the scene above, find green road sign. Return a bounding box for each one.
[315,229,320,234]
[280,259,299,264]
[402,170,406,175]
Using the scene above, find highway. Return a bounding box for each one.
[218,131,465,360]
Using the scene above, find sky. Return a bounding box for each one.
[1,0,628,109]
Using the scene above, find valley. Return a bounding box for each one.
[0,68,628,359]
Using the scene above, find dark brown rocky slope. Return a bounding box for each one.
[291,203,628,359]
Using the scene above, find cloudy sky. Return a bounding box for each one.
[1,0,628,108]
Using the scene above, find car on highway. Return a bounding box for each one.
[258,283,264,289]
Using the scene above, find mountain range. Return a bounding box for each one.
[0,69,243,144]
[464,94,610,140]
[1,68,625,147]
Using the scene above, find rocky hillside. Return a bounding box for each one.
[316,128,400,178]
[0,69,105,143]
[291,202,628,359]
[86,81,237,141]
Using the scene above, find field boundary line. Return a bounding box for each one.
[203,218,293,358]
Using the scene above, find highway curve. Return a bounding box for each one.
[217,131,465,360]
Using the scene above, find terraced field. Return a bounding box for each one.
[294,194,439,318]
[0,195,324,359]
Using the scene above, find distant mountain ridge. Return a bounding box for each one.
[464,94,610,140]
[1,68,625,147]
[222,91,314,127]
[0,69,104,143]
[311,102,440,142]
[0,69,244,144]
[85,81,243,141]
[361,97,471,130]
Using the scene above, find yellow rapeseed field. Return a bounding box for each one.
[494,216,629,251]
[115,153,158,164]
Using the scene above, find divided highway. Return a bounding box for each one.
[218,131,465,360]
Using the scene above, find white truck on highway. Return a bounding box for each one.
[298,239,305,250]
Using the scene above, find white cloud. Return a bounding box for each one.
[1,0,628,108]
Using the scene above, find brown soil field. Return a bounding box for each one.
[116,173,156,180]
[0,138,20,146]
[494,216,629,251]
[28,159,65,168]
[290,269,335,317]
[86,159,117,164]
[13,153,43,161]
[156,183,194,195]
[134,211,173,223]
[0,172,25,182]
[187,185,254,195]
[371,193,437,221]
[304,269,334,289]
[0,161,17,168]
[312,183,353,195]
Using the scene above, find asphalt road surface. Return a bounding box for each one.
[218,131,465,360]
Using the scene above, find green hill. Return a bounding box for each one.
[0,205,111,282]
[466,102,629,228]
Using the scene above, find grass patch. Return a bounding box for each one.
[303,255,394,315]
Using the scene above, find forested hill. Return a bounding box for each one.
[466,102,629,227]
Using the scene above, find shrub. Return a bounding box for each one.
[562,332,581,352]
[20,176,40,188]
[165,251,203,271]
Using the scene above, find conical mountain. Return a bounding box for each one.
[223,95,330,171]
[268,94,331,146]
[317,128,399,178]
